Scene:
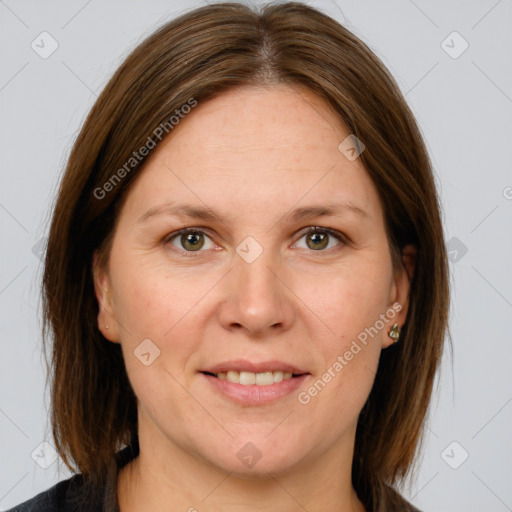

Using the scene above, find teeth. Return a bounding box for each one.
[226,370,239,383]
[215,370,295,385]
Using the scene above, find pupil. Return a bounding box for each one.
[183,233,204,251]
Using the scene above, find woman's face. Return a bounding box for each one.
[94,84,414,477]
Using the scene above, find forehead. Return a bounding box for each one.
[119,85,382,225]
[160,84,348,159]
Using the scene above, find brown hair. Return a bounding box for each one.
[41,2,450,510]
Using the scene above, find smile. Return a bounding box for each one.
[200,366,310,405]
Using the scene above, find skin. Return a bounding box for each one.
[93,84,416,512]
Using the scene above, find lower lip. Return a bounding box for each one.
[201,373,309,405]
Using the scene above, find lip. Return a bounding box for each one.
[201,372,310,405]
[201,359,309,374]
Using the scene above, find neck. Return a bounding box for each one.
[117,416,366,512]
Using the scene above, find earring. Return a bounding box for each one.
[105,325,109,331]
[388,323,400,343]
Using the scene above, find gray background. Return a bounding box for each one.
[1,0,511,511]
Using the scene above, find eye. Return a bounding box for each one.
[165,228,216,256]
[293,227,346,252]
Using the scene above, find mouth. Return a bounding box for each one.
[199,360,311,405]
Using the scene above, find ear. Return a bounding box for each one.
[383,244,417,348]
[92,250,120,343]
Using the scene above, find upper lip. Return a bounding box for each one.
[201,359,309,374]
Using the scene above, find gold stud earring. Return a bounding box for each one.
[388,323,400,343]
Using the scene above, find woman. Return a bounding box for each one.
[8,2,450,511]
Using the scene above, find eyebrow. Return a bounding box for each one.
[136,200,368,224]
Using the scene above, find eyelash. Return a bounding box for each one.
[163,226,349,258]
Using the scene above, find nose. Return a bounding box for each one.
[217,249,295,337]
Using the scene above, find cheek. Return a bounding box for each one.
[296,276,385,430]
[107,245,186,334]
[108,249,214,377]
[298,255,392,338]
[295,257,391,397]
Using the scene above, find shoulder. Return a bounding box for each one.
[4,474,91,512]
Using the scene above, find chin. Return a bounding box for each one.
[199,436,307,478]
